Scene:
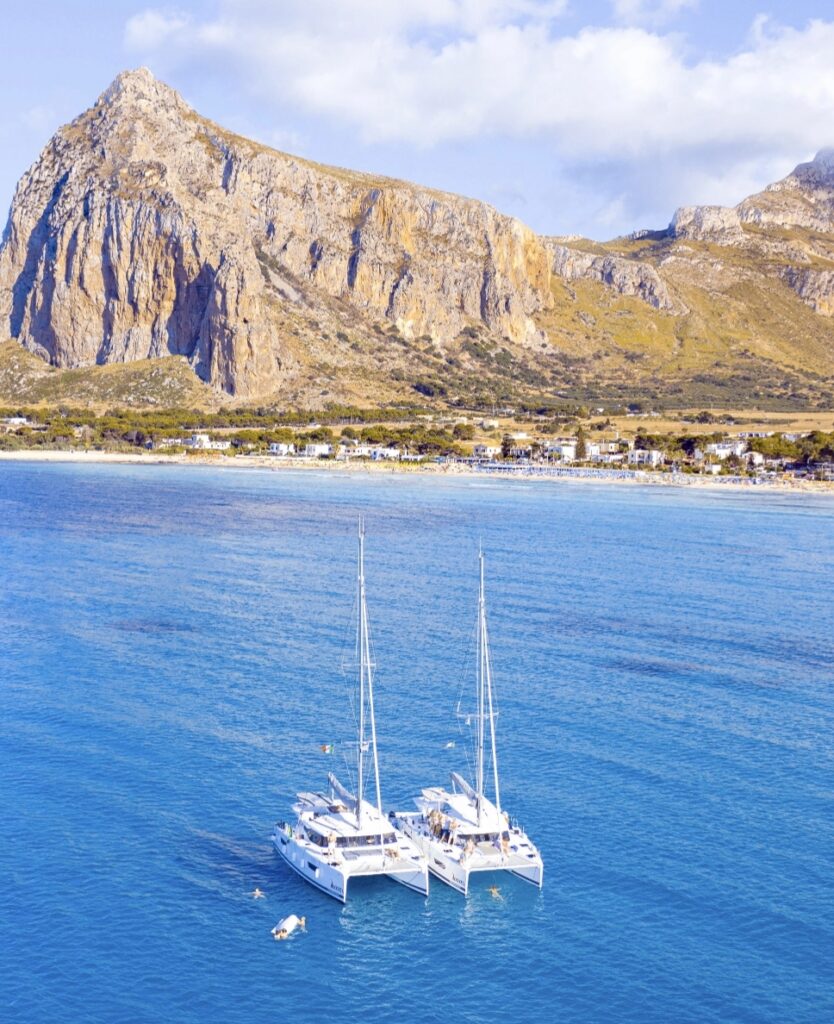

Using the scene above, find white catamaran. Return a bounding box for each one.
[393,550,543,895]
[272,521,429,902]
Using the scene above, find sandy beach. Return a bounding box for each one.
[2,447,832,493]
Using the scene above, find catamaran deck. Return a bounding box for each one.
[275,787,429,899]
[394,810,541,874]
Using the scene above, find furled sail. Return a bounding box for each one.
[328,772,358,811]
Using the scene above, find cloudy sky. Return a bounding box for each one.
[2,1,833,238]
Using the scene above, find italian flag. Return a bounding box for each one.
[320,743,334,754]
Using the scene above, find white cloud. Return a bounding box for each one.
[123,3,834,233]
[610,0,698,27]
[125,9,190,50]
[124,5,834,155]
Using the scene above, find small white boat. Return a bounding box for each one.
[272,914,305,939]
[272,520,429,902]
[394,550,543,895]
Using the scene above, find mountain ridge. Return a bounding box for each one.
[1,68,833,409]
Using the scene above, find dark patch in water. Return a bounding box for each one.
[115,618,195,634]
[610,656,693,678]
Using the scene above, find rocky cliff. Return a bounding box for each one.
[1,68,833,408]
[545,240,686,314]
[666,152,834,243]
[0,69,551,398]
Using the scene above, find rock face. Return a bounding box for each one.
[0,69,551,397]
[670,205,743,242]
[670,151,834,240]
[659,151,834,316]
[738,150,834,233]
[780,267,834,316]
[2,69,834,403]
[545,240,686,314]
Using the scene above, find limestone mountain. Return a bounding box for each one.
[541,152,834,407]
[1,68,833,409]
[0,68,550,403]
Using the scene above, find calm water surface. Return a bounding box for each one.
[1,464,833,1024]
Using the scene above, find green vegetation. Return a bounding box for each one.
[0,404,466,457]
[0,343,218,409]
[749,431,834,463]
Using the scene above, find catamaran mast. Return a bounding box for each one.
[357,518,383,831]
[476,549,501,826]
[484,560,501,817]
[476,550,486,825]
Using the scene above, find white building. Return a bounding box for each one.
[628,449,664,467]
[268,442,295,456]
[189,433,230,451]
[597,439,628,454]
[303,442,333,458]
[545,440,577,462]
[338,442,377,459]
[473,444,500,459]
[508,445,532,460]
[704,441,748,460]
[370,446,401,461]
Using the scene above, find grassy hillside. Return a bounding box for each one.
[534,232,834,409]
[0,342,222,410]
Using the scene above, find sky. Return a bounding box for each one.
[2,1,834,239]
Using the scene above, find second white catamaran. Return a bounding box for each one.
[272,521,429,902]
[394,550,544,895]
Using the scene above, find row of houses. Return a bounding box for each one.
[157,433,231,451]
[473,438,635,464]
[267,441,406,461]
[149,434,419,460]
[477,435,774,472]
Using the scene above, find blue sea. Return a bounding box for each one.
[2,463,833,1024]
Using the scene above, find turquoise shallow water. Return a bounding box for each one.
[1,463,833,1024]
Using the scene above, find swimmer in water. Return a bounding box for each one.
[488,885,503,900]
[250,888,266,899]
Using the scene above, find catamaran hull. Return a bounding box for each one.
[273,832,349,902]
[272,830,429,901]
[397,821,542,896]
[426,850,543,896]
[509,864,544,888]
[386,863,430,896]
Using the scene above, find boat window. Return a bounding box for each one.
[333,834,393,849]
[307,861,320,875]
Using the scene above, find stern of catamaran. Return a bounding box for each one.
[385,859,430,896]
[510,861,544,888]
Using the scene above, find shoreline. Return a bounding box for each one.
[2,448,833,494]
